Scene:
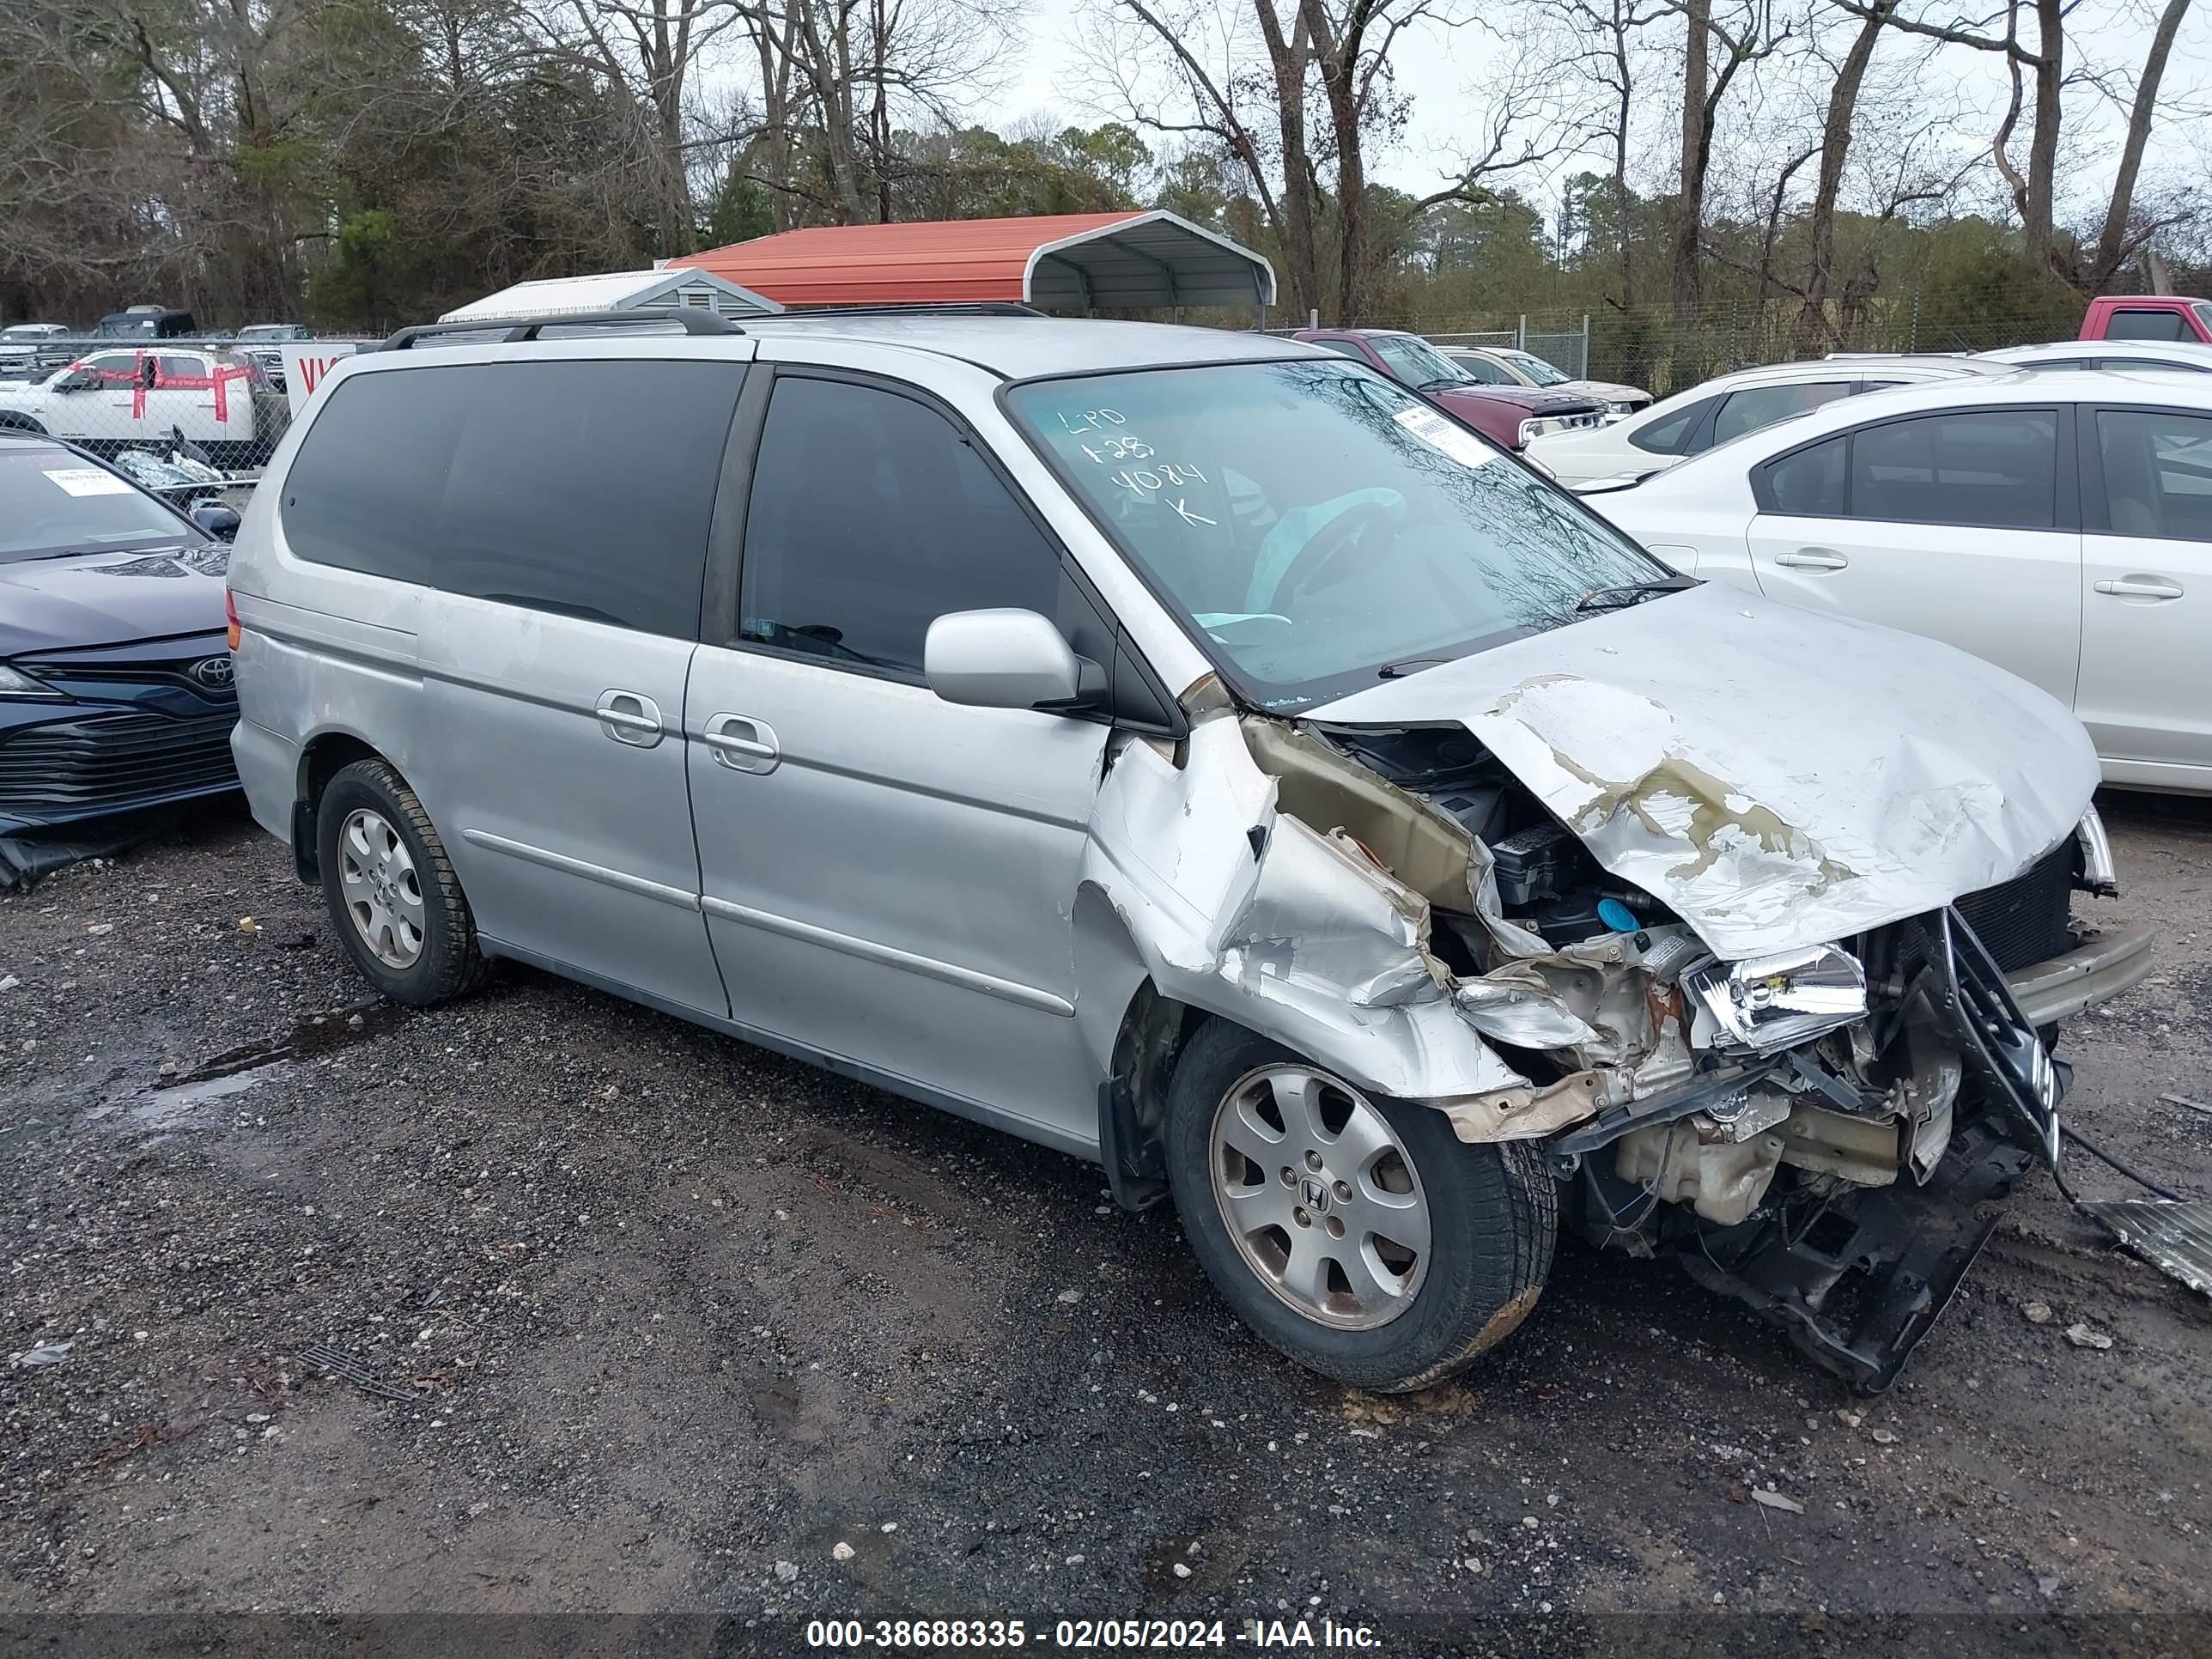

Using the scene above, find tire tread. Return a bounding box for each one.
[321,757,490,1005]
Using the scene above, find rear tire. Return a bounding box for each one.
[1164,1019,1556,1392]
[317,758,489,1006]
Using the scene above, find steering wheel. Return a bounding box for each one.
[1270,501,1398,607]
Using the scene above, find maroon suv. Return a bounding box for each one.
[1293,328,1605,451]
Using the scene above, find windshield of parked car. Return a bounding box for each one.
[0,449,191,561]
[1006,359,1666,710]
[1369,333,1473,392]
[1501,349,1571,386]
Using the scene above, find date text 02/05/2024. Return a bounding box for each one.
[803,1616,1384,1650]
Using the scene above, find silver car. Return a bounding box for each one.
[227,312,2152,1392]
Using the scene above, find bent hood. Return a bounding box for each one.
[0,543,227,659]
[1309,583,2099,960]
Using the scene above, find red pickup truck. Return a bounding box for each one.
[2080,295,2212,343]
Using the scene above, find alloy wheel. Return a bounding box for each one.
[337,807,425,969]
[1209,1063,1431,1330]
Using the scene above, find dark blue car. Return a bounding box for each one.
[0,434,240,832]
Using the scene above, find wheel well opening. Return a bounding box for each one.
[293,733,384,882]
[1101,983,1206,1212]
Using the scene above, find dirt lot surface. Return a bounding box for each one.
[3,794,2209,1656]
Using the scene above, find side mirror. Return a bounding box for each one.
[190,501,240,542]
[924,608,1084,710]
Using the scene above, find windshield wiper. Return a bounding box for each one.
[1574,574,1698,612]
[1376,654,1454,680]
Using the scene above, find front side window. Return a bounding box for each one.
[2105,308,2190,342]
[1368,334,1469,392]
[1850,410,2058,528]
[281,359,742,636]
[2094,407,2212,540]
[1006,359,1662,711]
[738,375,1063,677]
[1710,380,1850,447]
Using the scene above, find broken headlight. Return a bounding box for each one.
[1686,944,1868,1055]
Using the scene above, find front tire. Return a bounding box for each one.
[1164,1019,1556,1392]
[316,758,489,1006]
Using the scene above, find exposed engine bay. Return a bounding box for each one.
[1209,712,2094,1389]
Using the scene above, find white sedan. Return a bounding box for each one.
[1589,369,2212,794]
[1525,355,2006,488]
[1981,338,2212,374]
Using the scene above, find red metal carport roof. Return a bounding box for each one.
[672,211,1276,311]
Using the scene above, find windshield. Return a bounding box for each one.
[1501,350,1571,387]
[1006,360,1664,710]
[1369,333,1470,391]
[0,450,191,561]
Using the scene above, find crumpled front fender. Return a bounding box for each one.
[1078,714,1529,1103]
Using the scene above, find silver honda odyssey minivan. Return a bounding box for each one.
[228,310,2152,1393]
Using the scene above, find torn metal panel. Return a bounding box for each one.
[1453,963,1601,1047]
[2081,1199,2212,1298]
[1218,817,1441,1008]
[1079,714,1528,1102]
[1306,585,2100,960]
[1439,1071,1604,1143]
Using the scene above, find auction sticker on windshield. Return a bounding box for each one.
[44,467,136,497]
[1393,405,1497,469]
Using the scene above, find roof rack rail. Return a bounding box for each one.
[368,307,744,352]
[757,302,1042,319]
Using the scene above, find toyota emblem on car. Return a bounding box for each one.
[189,654,235,690]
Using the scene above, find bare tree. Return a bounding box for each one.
[1832,0,2061,270]
[1668,0,1788,319]
[2080,0,2195,288]
[1796,0,1893,347]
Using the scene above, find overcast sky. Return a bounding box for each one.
[975,1,2212,225]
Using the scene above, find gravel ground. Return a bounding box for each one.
[2,793,2207,1656]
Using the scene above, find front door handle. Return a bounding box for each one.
[2093,576,2184,600]
[595,689,665,747]
[1774,549,1849,571]
[702,712,781,775]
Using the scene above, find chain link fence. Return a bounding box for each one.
[0,334,368,477]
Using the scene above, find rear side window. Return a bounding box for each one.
[1453,354,1515,385]
[2105,308,2190,342]
[1850,410,2058,528]
[2104,355,2209,374]
[1630,397,1713,454]
[2094,408,2212,540]
[737,375,1064,677]
[1758,436,1847,515]
[281,360,744,636]
[1710,380,1850,447]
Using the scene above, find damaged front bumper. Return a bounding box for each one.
[2005,922,2154,1027]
